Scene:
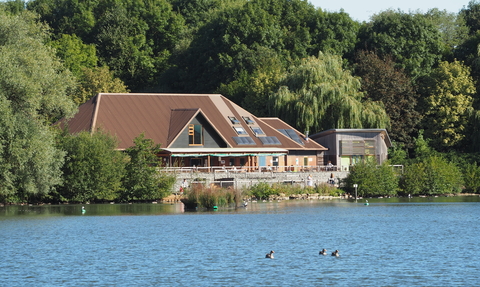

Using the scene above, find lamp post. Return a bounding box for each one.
[353,184,358,201]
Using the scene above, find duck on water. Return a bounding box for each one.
[265,250,275,259]
[319,249,327,255]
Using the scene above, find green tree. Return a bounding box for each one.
[412,130,436,160]
[355,51,420,147]
[0,0,26,15]
[420,60,476,150]
[217,49,284,116]
[0,10,76,123]
[463,162,480,193]
[120,133,175,202]
[169,0,359,93]
[357,10,443,80]
[460,0,480,35]
[343,161,399,198]
[29,0,186,91]
[423,8,469,60]
[56,130,126,202]
[50,33,97,77]
[0,10,76,203]
[27,0,96,39]
[311,9,360,58]
[400,155,463,195]
[0,98,65,203]
[269,53,390,133]
[74,66,129,105]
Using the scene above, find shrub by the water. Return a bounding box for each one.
[461,162,480,193]
[246,182,340,199]
[247,182,277,199]
[400,155,462,195]
[343,161,399,198]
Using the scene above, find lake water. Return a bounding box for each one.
[1,197,479,286]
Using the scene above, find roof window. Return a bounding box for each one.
[243,116,255,125]
[234,126,248,135]
[250,126,265,136]
[228,116,240,124]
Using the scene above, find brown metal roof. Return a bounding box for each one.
[58,93,328,151]
[260,118,327,150]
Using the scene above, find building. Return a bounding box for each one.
[309,129,391,171]
[58,93,327,172]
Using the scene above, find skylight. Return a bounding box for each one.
[258,136,281,145]
[234,126,248,135]
[243,116,255,125]
[250,126,265,135]
[233,137,255,145]
[228,116,240,124]
[278,129,304,145]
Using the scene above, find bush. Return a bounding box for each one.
[57,130,126,203]
[400,155,463,195]
[463,162,480,193]
[120,133,175,201]
[343,161,399,197]
[247,182,277,199]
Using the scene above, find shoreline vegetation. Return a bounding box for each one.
[1,190,478,208]
[172,183,479,210]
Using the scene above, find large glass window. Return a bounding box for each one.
[189,124,203,145]
[365,140,375,155]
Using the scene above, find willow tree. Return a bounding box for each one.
[269,53,390,134]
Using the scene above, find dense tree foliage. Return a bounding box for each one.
[355,51,420,147]
[400,155,463,195]
[167,0,359,93]
[343,161,399,198]
[420,60,476,150]
[56,130,127,202]
[460,0,480,35]
[75,66,130,105]
[50,34,98,78]
[423,8,469,60]
[28,0,185,90]
[357,10,443,80]
[0,10,77,203]
[120,133,175,202]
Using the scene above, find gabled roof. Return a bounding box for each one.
[58,93,327,151]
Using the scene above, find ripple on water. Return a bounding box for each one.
[0,199,479,286]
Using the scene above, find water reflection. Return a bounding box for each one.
[1,196,479,286]
[1,195,479,217]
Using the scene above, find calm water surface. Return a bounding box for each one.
[1,197,479,286]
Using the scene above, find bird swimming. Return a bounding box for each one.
[319,249,327,255]
[265,250,275,258]
[331,250,340,257]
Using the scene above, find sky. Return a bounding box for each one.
[309,0,471,22]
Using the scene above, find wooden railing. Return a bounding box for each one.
[160,164,404,174]
[160,165,341,174]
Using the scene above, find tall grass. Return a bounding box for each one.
[182,184,242,209]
